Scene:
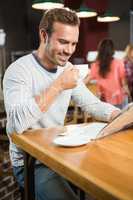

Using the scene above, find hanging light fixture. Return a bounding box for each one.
[32,0,64,10]
[76,6,97,18]
[97,12,120,22]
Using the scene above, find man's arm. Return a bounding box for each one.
[72,82,120,122]
[3,64,79,134]
[35,66,79,112]
[108,109,121,122]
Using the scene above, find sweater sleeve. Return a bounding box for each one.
[72,81,120,122]
[3,63,43,134]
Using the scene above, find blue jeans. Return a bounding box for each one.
[13,164,79,200]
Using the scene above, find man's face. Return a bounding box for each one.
[44,22,79,67]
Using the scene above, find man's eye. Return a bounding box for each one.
[59,40,67,44]
[72,43,77,47]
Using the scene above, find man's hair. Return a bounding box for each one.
[39,8,80,36]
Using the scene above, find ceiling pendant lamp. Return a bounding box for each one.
[77,6,97,18]
[97,12,120,22]
[32,0,64,10]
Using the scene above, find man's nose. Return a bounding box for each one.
[64,45,74,55]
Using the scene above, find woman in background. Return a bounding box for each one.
[124,44,133,101]
[84,38,129,109]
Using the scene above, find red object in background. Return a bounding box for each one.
[65,0,108,63]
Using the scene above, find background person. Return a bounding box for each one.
[124,44,133,101]
[84,38,129,109]
[3,9,120,200]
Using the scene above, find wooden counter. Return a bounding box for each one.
[11,125,133,200]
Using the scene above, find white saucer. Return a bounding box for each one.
[53,136,89,147]
[53,122,107,147]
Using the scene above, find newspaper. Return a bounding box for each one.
[95,103,133,140]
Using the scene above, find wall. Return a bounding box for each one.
[108,0,131,50]
[76,0,108,62]
[0,0,32,67]
[0,133,21,200]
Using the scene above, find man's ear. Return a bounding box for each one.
[39,29,48,43]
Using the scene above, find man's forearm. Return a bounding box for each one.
[35,66,79,112]
[35,80,63,112]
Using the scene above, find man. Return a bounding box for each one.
[3,8,120,200]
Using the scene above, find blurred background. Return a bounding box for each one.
[0,0,133,68]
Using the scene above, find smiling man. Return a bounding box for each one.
[3,8,120,200]
[40,22,79,67]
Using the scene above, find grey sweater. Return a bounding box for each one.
[3,53,119,166]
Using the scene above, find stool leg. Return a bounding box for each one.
[23,152,35,200]
[79,190,85,200]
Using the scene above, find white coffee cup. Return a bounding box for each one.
[74,64,89,80]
